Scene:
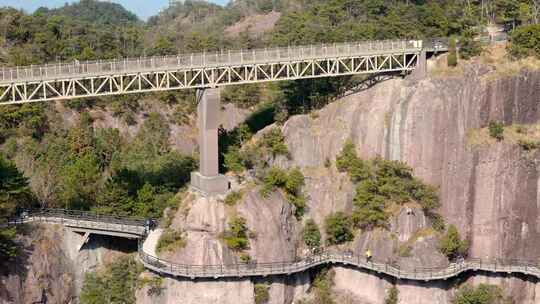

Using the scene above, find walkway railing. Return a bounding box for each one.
[9,209,540,281]
[139,246,540,280]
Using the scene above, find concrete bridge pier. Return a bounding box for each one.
[190,88,229,196]
[410,50,427,80]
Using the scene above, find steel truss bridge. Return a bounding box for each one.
[0,40,425,104]
[8,209,540,281]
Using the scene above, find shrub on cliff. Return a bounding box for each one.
[311,268,336,304]
[452,284,507,304]
[303,219,322,249]
[335,142,440,230]
[260,128,289,157]
[224,190,243,206]
[385,286,399,304]
[261,167,307,218]
[325,212,354,245]
[156,228,186,254]
[254,283,270,304]
[488,121,504,141]
[223,216,250,251]
[508,24,540,59]
[518,138,539,151]
[439,225,469,259]
[335,140,371,182]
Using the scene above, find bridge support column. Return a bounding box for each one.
[410,50,427,79]
[190,88,229,196]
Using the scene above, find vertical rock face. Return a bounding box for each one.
[0,224,132,304]
[280,67,540,302]
[137,278,255,304]
[283,68,540,261]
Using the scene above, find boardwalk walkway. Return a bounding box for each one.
[9,209,540,281]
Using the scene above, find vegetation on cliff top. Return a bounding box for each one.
[509,24,540,59]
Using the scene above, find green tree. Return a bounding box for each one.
[324,212,353,245]
[148,35,177,56]
[260,128,289,157]
[508,24,540,59]
[222,84,262,109]
[439,225,469,259]
[0,156,33,262]
[459,28,482,60]
[59,152,101,209]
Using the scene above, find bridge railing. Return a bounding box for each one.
[9,209,148,227]
[0,40,422,84]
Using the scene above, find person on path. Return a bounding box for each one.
[365,249,372,262]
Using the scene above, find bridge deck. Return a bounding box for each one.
[0,40,425,104]
[9,209,147,238]
[0,40,421,84]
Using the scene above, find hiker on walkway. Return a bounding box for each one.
[365,249,372,262]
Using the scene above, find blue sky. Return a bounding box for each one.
[0,0,228,20]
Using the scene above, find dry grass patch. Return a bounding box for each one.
[396,227,436,257]
[481,45,540,80]
[467,123,540,150]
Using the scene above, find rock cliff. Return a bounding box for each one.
[140,61,540,303]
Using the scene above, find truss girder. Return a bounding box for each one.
[0,52,419,104]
